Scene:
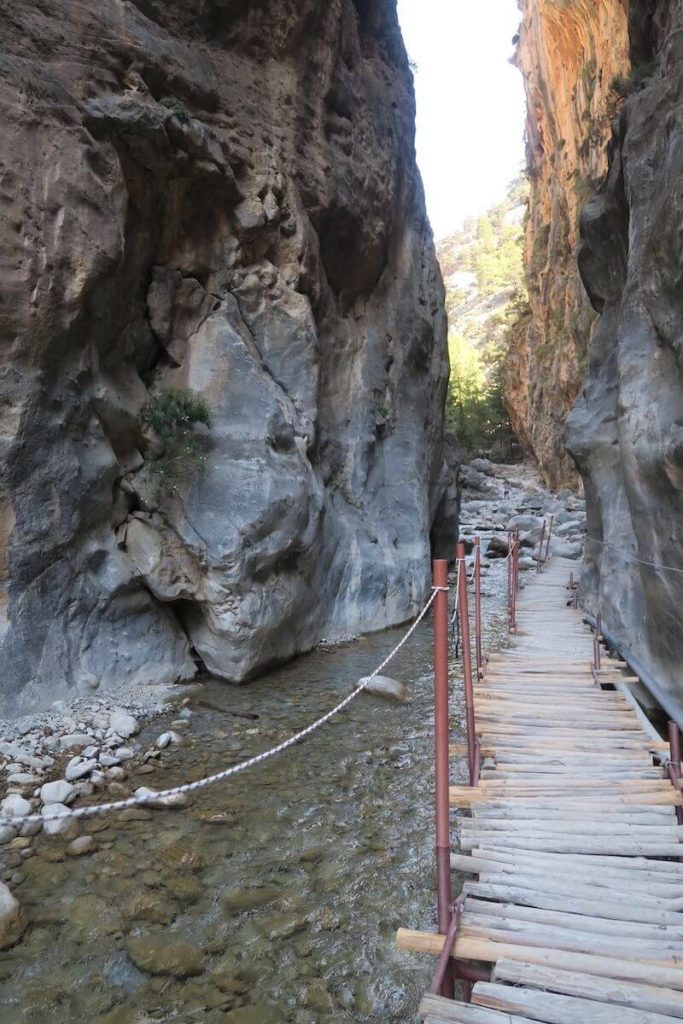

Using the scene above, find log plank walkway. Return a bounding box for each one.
[399,557,683,1022]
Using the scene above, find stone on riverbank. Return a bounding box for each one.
[0,881,27,949]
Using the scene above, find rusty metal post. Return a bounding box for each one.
[669,722,683,826]
[514,527,520,594]
[474,536,483,678]
[537,519,546,572]
[432,559,454,998]
[457,542,477,786]
[595,613,602,671]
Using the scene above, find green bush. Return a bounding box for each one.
[140,388,211,499]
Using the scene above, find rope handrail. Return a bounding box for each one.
[585,535,683,575]
[0,587,446,829]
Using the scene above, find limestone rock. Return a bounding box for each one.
[360,676,408,702]
[0,0,449,705]
[40,780,75,806]
[42,804,80,840]
[507,1,630,488]
[0,882,27,949]
[567,1,683,706]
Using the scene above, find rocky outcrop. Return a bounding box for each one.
[568,0,683,711]
[507,0,630,489]
[0,1,448,707]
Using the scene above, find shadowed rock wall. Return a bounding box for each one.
[0,0,448,707]
[568,0,683,708]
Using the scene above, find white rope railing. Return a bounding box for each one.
[0,586,447,829]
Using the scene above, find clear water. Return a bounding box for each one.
[0,559,510,1024]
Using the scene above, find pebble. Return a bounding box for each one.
[155,733,172,749]
[115,747,134,761]
[65,759,96,782]
[20,820,42,838]
[42,804,79,840]
[105,767,126,781]
[0,827,17,846]
[66,835,94,857]
[110,711,140,738]
[0,795,31,819]
[99,753,121,767]
[59,733,94,749]
[134,786,190,810]
[6,773,39,786]
[126,933,203,977]
[40,779,76,806]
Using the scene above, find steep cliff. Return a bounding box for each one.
[508,0,630,488]
[569,0,683,711]
[0,0,448,708]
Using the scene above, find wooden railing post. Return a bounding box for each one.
[432,559,454,997]
[537,519,546,573]
[474,536,483,678]
[545,514,554,562]
[457,543,477,786]
[507,531,513,631]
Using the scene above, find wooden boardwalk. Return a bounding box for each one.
[400,557,683,1022]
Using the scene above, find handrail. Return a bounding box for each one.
[583,610,683,732]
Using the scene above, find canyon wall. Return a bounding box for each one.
[507,0,630,489]
[569,0,683,711]
[0,0,449,708]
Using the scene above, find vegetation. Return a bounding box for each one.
[140,388,211,499]
[611,61,656,97]
[437,178,529,460]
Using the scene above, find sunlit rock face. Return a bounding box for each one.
[507,0,629,489]
[568,0,683,706]
[0,0,449,704]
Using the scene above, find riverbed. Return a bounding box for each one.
[0,556,511,1024]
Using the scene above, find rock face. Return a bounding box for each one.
[568,0,683,709]
[507,0,630,489]
[0,2,448,705]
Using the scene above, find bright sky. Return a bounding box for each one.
[397,0,526,240]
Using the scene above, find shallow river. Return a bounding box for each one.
[0,558,510,1024]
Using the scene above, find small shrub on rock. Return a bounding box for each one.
[140,388,211,499]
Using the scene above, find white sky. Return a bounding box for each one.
[397,0,527,240]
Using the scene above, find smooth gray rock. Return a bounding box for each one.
[567,14,683,707]
[0,0,449,704]
[40,780,76,806]
[42,804,80,840]
[360,676,408,702]
[0,796,31,819]
[0,882,27,949]
[109,712,139,739]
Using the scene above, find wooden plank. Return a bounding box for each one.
[420,994,537,1023]
[472,982,681,1023]
[463,881,683,924]
[463,898,683,941]
[493,960,683,1018]
[395,929,683,987]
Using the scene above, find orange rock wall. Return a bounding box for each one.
[506,0,630,489]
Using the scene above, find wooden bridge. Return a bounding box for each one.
[398,551,683,1022]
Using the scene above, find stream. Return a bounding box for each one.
[0,557,511,1024]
